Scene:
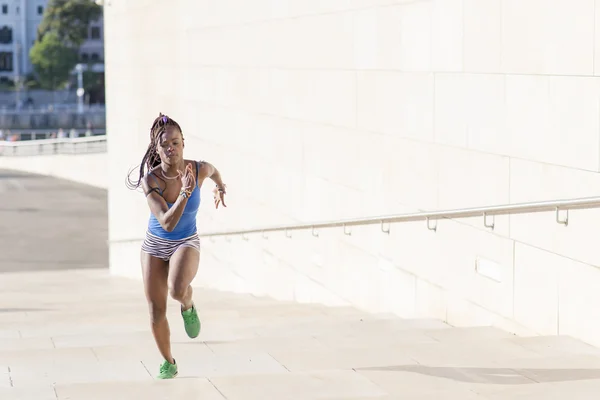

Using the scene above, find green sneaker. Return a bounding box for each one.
[181,303,201,338]
[157,359,178,379]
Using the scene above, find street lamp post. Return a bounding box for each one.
[75,63,84,114]
[13,42,21,110]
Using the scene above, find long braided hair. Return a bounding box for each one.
[126,112,184,190]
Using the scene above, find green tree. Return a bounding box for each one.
[29,32,79,90]
[37,0,102,46]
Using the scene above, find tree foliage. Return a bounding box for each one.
[37,0,102,46]
[29,31,79,89]
[29,0,102,89]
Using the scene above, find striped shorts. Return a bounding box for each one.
[141,231,201,262]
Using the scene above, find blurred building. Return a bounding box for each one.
[0,0,104,83]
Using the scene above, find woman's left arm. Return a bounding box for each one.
[198,161,227,208]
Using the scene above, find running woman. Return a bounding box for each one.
[127,113,227,379]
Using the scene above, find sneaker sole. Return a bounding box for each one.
[187,328,200,339]
[158,371,178,379]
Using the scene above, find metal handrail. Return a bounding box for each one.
[0,135,107,156]
[0,135,107,147]
[198,196,600,237]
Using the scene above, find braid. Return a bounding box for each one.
[125,112,184,190]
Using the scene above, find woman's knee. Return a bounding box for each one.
[169,284,189,302]
[148,302,167,324]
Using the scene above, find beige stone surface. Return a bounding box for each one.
[1,268,600,399]
[102,0,600,354]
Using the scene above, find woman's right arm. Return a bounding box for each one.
[141,176,189,232]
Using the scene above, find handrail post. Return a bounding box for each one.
[343,224,352,236]
[483,213,495,230]
[556,208,569,226]
[427,217,437,232]
[381,221,390,234]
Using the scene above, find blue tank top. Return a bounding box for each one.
[147,162,201,240]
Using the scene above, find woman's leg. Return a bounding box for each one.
[141,250,178,378]
[168,245,201,338]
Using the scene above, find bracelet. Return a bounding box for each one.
[215,184,226,193]
[179,189,192,199]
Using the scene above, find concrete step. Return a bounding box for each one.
[1,269,600,399]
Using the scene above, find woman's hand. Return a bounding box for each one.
[178,162,196,192]
[212,184,227,208]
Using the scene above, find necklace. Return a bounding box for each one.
[160,169,178,180]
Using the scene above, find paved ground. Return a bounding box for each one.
[0,169,108,273]
[3,170,600,399]
[4,269,600,400]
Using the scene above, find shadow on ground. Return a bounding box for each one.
[0,169,108,273]
[358,364,600,385]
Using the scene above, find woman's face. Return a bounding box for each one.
[156,126,184,165]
